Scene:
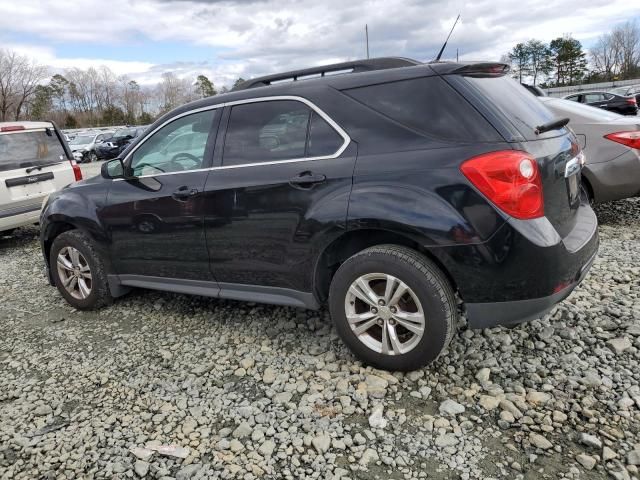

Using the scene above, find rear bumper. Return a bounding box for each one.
[584,150,640,203]
[465,248,597,328]
[434,196,599,329]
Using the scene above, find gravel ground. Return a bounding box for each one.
[1,198,639,480]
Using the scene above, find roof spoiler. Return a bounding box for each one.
[233,57,422,91]
[429,61,510,76]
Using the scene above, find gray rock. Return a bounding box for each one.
[134,460,149,477]
[312,434,331,454]
[607,337,632,354]
[439,399,465,416]
[578,433,602,449]
[176,464,202,480]
[576,453,596,470]
[529,433,552,450]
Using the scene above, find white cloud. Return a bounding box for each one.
[1,0,637,87]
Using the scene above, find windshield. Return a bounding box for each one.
[541,97,623,122]
[0,129,66,172]
[70,135,94,145]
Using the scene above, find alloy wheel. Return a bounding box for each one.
[56,246,92,300]
[344,273,425,355]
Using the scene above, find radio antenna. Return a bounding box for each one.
[434,14,460,62]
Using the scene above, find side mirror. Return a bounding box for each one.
[101,158,127,179]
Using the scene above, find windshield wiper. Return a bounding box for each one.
[535,117,570,135]
[25,161,64,174]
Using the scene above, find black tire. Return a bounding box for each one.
[329,245,457,371]
[88,151,98,163]
[50,230,112,310]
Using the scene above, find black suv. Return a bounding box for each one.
[40,58,598,371]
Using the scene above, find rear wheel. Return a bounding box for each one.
[329,245,457,371]
[50,230,112,310]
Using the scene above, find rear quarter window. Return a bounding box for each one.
[0,129,66,172]
[342,76,501,142]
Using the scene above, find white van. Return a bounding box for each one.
[0,121,82,234]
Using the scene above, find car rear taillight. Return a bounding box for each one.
[460,150,544,220]
[604,131,640,150]
[71,160,83,181]
[0,125,26,132]
[626,98,637,105]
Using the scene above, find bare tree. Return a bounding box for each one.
[13,60,48,120]
[590,33,621,81]
[615,20,640,79]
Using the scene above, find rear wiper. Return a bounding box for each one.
[25,161,64,174]
[535,117,570,135]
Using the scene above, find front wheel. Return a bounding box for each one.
[88,151,98,163]
[50,230,113,310]
[329,245,457,371]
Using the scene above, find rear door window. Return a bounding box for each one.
[0,129,66,172]
[307,112,344,157]
[223,101,310,166]
[342,76,500,142]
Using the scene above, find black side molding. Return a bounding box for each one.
[5,171,54,188]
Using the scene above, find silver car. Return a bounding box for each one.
[539,96,640,203]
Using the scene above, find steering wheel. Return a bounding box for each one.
[169,153,200,171]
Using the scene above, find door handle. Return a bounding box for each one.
[289,171,326,189]
[172,186,198,200]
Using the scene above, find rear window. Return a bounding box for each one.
[462,75,558,140]
[0,129,66,172]
[342,76,500,142]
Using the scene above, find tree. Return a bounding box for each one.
[590,33,621,81]
[508,43,530,83]
[549,36,588,86]
[29,85,53,120]
[195,75,216,97]
[232,77,246,90]
[614,20,640,79]
[0,49,47,121]
[525,39,552,86]
[138,111,154,125]
[64,113,78,128]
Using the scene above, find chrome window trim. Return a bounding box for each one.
[116,95,351,181]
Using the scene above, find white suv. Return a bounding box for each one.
[0,121,82,235]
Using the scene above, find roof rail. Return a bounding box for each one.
[233,57,421,91]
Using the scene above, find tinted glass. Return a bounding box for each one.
[223,101,311,166]
[584,93,604,103]
[565,95,580,102]
[0,129,66,172]
[343,76,500,142]
[463,75,557,140]
[307,112,343,157]
[130,109,216,176]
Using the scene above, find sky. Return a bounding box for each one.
[1,0,639,89]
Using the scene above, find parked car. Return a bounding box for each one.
[540,96,640,203]
[95,127,145,160]
[564,91,638,116]
[521,83,546,96]
[0,121,82,235]
[40,58,598,371]
[69,131,114,163]
[609,84,640,106]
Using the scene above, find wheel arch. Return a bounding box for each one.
[313,228,459,304]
